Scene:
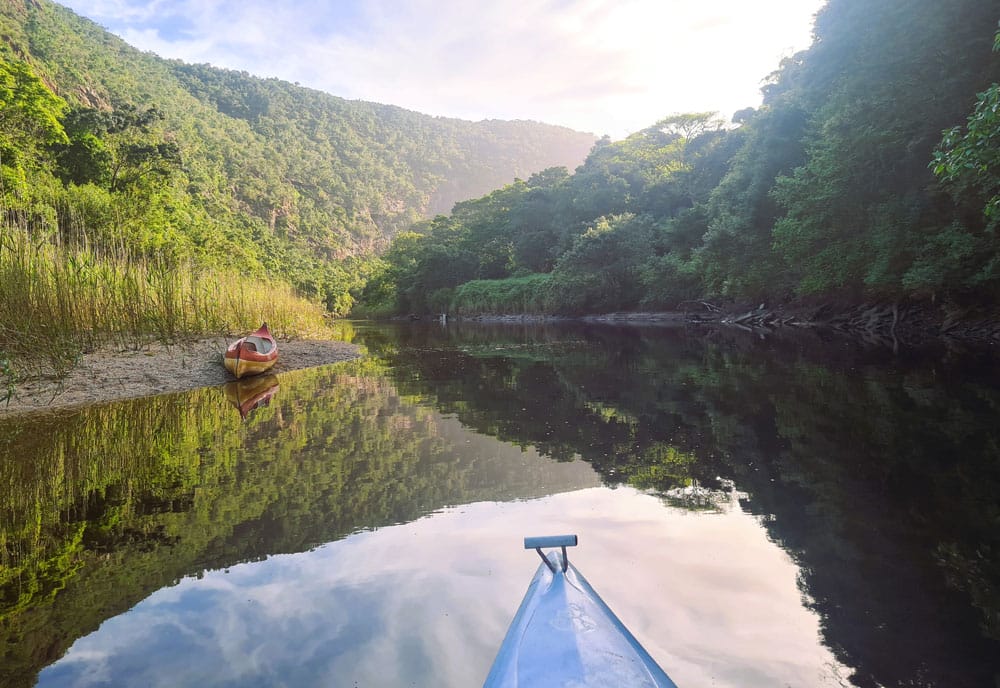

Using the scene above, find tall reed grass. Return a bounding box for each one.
[450,273,554,316]
[0,223,333,382]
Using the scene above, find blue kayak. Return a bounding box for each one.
[484,535,678,687]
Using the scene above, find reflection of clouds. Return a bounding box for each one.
[40,487,851,687]
[42,647,113,688]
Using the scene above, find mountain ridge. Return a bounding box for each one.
[0,0,596,308]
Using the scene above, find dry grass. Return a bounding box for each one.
[0,224,334,387]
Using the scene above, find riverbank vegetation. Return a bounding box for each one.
[0,223,332,376]
[4,0,1000,382]
[0,0,594,385]
[360,0,1000,320]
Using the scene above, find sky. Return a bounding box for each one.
[59,0,827,139]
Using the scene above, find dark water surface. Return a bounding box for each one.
[1,321,999,687]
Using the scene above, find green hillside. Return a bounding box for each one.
[0,0,595,313]
[364,0,1000,325]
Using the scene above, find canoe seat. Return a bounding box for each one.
[245,335,273,354]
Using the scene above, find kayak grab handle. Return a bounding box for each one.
[524,535,578,573]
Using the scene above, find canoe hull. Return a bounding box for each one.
[484,551,677,687]
[223,353,277,378]
[224,323,278,379]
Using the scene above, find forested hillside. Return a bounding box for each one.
[364,0,1000,322]
[0,0,595,312]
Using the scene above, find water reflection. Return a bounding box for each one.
[223,374,279,420]
[38,488,849,688]
[0,358,599,687]
[2,322,999,687]
[357,321,1000,687]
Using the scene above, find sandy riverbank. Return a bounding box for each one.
[0,338,361,417]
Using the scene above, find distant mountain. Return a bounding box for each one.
[164,61,598,240]
[360,0,1000,320]
[0,0,595,307]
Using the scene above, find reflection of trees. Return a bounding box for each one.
[361,322,1000,687]
[364,324,704,488]
[0,359,596,688]
[756,360,1000,688]
[4,320,1000,687]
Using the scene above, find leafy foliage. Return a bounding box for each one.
[368,0,1000,315]
[0,52,67,157]
[0,0,594,323]
[932,29,1000,228]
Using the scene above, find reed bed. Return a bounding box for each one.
[0,224,333,383]
[450,273,554,316]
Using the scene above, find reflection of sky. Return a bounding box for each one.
[39,487,853,687]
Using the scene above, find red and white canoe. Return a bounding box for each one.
[224,323,278,379]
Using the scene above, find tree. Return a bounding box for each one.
[0,55,67,166]
[509,167,569,273]
[931,31,1000,228]
[547,213,656,313]
[697,104,808,298]
[52,107,117,186]
[652,112,725,142]
[770,0,1000,297]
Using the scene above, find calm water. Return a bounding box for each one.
[1,321,999,687]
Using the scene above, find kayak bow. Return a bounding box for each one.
[484,535,678,687]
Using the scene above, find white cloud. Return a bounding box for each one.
[62,0,825,137]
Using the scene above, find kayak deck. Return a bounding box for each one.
[484,536,677,687]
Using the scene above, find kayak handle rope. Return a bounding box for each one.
[524,535,578,573]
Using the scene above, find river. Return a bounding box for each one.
[1,321,998,687]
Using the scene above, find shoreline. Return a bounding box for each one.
[410,301,1000,345]
[1,338,361,417]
